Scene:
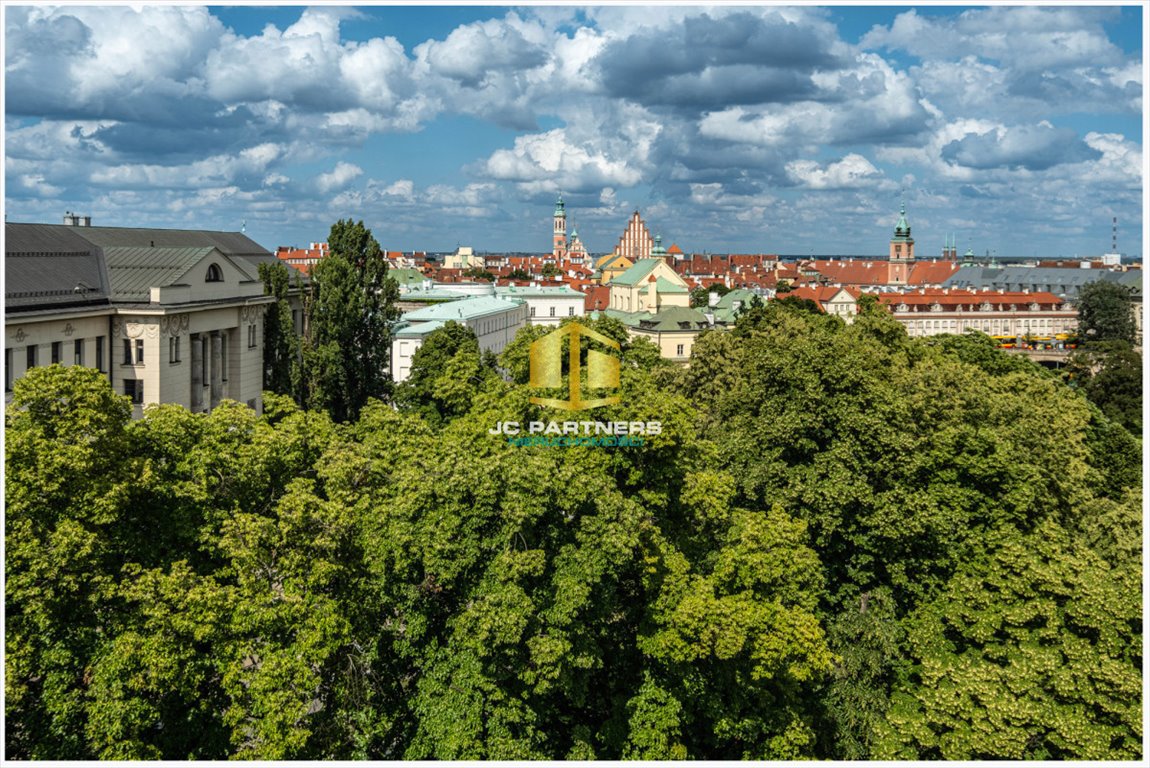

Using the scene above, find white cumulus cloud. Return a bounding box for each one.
[786,154,893,190]
[315,162,364,193]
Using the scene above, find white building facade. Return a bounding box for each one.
[494,285,585,326]
[391,296,528,382]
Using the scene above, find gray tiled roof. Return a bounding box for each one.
[62,224,270,256]
[6,222,283,312]
[5,223,112,310]
[102,246,220,300]
[63,223,291,284]
[943,266,1139,300]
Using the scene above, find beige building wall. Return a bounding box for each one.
[893,310,1077,338]
[610,261,689,314]
[825,290,858,324]
[628,328,697,362]
[5,311,115,399]
[109,302,270,417]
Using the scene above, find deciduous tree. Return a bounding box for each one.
[1076,280,1136,344]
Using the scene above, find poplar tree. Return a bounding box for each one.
[258,261,299,399]
[300,219,399,422]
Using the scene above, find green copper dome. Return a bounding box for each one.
[554,193,566,218]
[892,202,911,240]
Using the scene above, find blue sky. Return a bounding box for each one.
[4,3,1145,258]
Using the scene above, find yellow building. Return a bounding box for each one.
[595,253,634,284]
[608,258,690,313]
[443,246,483,270]
[602,258,707,363]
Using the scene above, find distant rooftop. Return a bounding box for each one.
[401,295,525,323]
[494,285,585,298]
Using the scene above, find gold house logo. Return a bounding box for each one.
[529,322,621,411]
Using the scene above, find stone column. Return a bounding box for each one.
[190,333,203,411]
[210,331,223,409]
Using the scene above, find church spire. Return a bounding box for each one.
[893,200,911,240]
[552,193,568,259]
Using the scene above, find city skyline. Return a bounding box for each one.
[4,3,1145,258]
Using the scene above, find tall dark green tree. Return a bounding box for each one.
[1076,280,1136,344]
[300,219,399,422]
[258,261,300,399]
[1067,340,1142,433]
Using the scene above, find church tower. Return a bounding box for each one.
[651,234,667,262]
[613,210,654,260]
[888,201,915,284]
[553,194,568,260]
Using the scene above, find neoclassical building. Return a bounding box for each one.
[5,219,283,416]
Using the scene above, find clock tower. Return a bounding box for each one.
[888,201,915,284]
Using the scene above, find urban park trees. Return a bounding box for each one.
[5,298,1142,760]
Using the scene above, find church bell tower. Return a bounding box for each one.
[888,201,915,284]
[553,194,568,259]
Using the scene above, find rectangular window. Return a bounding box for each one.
[27,345,38,370]
[123,338,132,365]
[96,337,105,372]
[248,324,256,348]
[169,336,181,364]
[568,306,575,316]
[74,339,84,366]
[124,379,143,404]
[676,344,685,357]
[51,341,62,364]
[5,348,12,391]
[135,339,144,364]
[549,306,556,317]
[530,306,536,317]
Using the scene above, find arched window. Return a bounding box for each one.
[206,263,223,282]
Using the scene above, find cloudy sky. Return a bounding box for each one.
[4,3,1145,258]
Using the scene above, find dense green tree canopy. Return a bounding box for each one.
[6,290,1142,761]
[1076,280,1137,344]
[1067,340,1143,435]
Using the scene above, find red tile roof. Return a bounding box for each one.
[907,260,963,285]
[583,285,611,312]
[876,288,1066,311]
[786,285,861,311]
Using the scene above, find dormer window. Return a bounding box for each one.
[206,263,223,282]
